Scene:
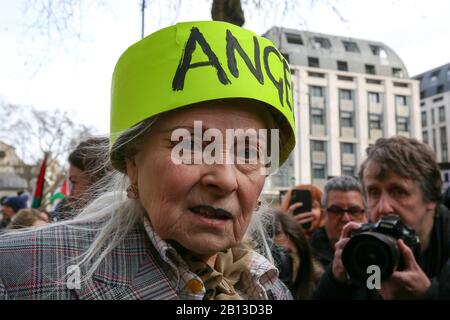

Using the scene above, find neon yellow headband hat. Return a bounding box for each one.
[110,20,296,170]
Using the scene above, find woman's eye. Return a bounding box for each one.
[179,139,202,152]
[235,146,259,162]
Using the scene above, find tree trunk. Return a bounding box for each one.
[211,0,245,26]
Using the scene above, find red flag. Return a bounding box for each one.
[32,153,48,209]
[60,179,69,196]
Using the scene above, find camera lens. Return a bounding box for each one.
[342,232,400,283]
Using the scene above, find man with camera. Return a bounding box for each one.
[313,137,450,299]
[309,176,368,269]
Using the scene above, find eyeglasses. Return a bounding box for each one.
[326,206,365,218]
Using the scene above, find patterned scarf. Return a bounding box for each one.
[181,246,253,300]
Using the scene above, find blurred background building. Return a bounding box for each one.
[414,62,450,191]
[414,63,450,164]
[262,27,421,201]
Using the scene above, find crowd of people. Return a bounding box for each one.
[1,20,450,300]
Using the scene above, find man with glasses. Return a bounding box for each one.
[309,176,367,269]
[313,137,450,299]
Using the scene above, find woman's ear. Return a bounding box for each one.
[126,157,139,185]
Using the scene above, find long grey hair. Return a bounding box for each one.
[0,111,277,286]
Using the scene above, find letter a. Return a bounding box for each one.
[172,27,230,91]
[366,265,381,290]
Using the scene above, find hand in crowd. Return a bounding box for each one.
[378,239,431,299]
[332,221,362,283]
[286,202,315,228]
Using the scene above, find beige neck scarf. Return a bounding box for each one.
[181,246,253,300]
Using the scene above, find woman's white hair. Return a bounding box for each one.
[0,112,277,286]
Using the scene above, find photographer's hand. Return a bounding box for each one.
[379,239,431,299]
[332,221,363,283]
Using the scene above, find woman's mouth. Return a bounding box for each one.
[189,205,233,220]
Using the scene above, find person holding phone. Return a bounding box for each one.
[281,184,324,236]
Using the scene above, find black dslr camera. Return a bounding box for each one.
[342,215,420,283]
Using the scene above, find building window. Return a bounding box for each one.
[369,45,387,58]
[365,64,376,75]
[311,140,325,152]
[395,95,407,106]
[313,37,331,49]
[312,163,326,179]
[308,57,320,68]
[433,129,437,151]
[342,165,355,177]
[439,106,446,123]
[431,109,435,124]
[443,149,449,162]
[342,41,359,53]
[337,75,354,82]
[420,90,425,99]
[311,108,325,125]
[441,127,448,162]
[341,111,354,128]
[423,131,428,144]
[430,71,440,85]
[447,69,450,80]
[433,96,443,103]
[437,85,444,94]
[396,117,409,133]
[441,127,448,145]
[369,113,382,130]
[368,92,380,104]
[286,33,303,45]
[394,82,409,88]
[342,143,355,154]
[421,111,427,127]
[310,85,324,97]
[308,71,325,78]
[340,89,353,101]
[392,68,404,78]
[366,78,382,85]
[337,60,348,71]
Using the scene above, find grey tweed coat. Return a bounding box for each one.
[0,222,289,300]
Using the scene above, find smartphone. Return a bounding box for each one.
[289,189,313,229]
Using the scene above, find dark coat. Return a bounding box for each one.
[309,227,334,270]
[313,205,450,299]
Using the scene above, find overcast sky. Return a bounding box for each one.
[1,0,449,134]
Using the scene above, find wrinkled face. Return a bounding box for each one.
[324,190,367,245]
[274,233,300,283]
[126,103,270,256]
[68,165,91,202]
[363,161,436,244]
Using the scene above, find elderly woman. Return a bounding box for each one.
[0,21,295,300]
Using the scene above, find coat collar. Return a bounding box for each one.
[74,224,179,300]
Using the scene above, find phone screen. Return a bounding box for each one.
[289,189,313,228]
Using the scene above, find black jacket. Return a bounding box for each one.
[309,227,334,269]
[313,205,450,299]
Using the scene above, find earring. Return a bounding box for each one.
[127,184,139,199]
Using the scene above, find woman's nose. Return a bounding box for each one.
[200,164,238,196]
